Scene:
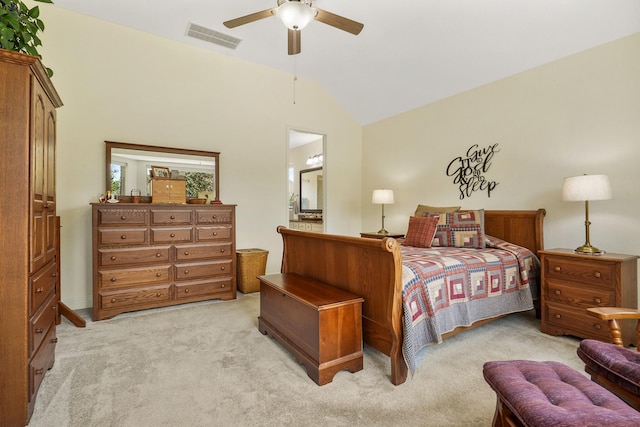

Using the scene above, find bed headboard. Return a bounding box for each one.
[483,209,546,256]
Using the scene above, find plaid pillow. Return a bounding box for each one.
[403,216,440,248]
[423,209,486,249]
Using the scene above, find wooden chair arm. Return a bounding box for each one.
[587,307,640,348]
[587,307,640,320]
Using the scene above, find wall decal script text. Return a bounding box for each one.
[446,143,500,199]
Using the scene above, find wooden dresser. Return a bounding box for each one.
[0,50,63,425]
[540,249,639,345]
[92,203,236,320]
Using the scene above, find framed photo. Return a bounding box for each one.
[151,166,170,178]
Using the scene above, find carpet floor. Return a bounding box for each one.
[30,293,584,426]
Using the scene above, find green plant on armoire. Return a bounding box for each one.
[0,0,54,75]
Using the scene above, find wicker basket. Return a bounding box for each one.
[236,248,268,293]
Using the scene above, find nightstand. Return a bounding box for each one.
[540,249,639,345]
[360,232,404,239]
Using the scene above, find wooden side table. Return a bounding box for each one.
[360,232,404,239]
[540,248,639,345]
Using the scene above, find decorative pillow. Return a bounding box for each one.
[403,216,440,248]
[414,204,461,218]
[422,209,486,249]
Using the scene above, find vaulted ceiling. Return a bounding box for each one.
[52,1,640,125]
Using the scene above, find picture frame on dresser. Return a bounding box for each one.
[151,165,170,178]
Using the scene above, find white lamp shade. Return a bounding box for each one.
[562,174,612,201]
[372,189,394,204]
[276,1,315,30]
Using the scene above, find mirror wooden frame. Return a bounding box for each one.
[105,141,220,203]
[299,166,323,213]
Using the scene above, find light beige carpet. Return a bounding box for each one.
[30,293,584,426]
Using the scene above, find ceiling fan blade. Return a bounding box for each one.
[314,8,364,35]
[288,29,301,55]
[223,9,275,29]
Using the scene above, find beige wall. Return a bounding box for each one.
[363,33,640,270]
[38,6,362,309]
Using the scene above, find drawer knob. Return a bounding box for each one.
[35,368,44,375]
[594,297,601,304]
[213,232,218,236]
[110,277,117,282]
[170,215,175,219]
[111,256,117,261]
[51,337,58,343]
[185,289,190,293]
[36,328,44,334]
[554,266,561,272]
[121,235,127,240]
[156,273,161,277]
[111,298,117,303]
[156,253,162,257]
[184,270,189,275]
[156,292,162,297]
[212,215,217,220]
[554,290,560,296]
[220,248,225,253]
[52,272,57,277]
[594,324,602,330]
[594,271,602,278]
[120,216,126,220]
[220,266,225,271]
[170,233,176,238]
[36,287,43,293]
[554,314,561,319]
[184,251,190,256]
[221,284,225,288]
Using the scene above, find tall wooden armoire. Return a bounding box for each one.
[0,49,63,426]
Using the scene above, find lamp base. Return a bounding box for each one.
[377,228,389,235]
[575,244,605,255]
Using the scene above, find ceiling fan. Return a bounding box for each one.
[223,0,364,55]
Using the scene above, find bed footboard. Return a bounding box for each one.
[277,226,408,385]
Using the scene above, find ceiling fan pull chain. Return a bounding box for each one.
[293,56,298,105]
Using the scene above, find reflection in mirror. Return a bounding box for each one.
[299,167,323,213]
[106,141,220,202]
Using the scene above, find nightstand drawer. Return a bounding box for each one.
[544,302,610,342]
[545,280,614,307]
[543,256,617,288]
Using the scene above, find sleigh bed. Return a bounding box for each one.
[276,208,545,385]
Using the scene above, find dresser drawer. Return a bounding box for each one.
[99,284,172,309]
[98,265,171,289]
[29,292,57,357]
[98,228,148,246]
[29,325,56,403]
[544,280,614,307]
[544,302,610,342]
[543,256,617,288]
[151,227,193,244]
[175,259,232,280]
[196,208,233,224]
[175,277,234,302]
[151,209,193,225]
[99,246,171,266]
[195,226,232,242]
[175,243,232,261]
[98,208,148,225]
[29,260,57,315]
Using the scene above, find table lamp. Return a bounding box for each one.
[372,189,394,235]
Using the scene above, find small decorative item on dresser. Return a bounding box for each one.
[540,248,639,345]
[151,165,170,178]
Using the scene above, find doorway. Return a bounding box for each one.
[288,129,325,232]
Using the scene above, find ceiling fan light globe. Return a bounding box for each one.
[276,1,315,30]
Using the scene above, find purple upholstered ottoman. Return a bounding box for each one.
[483,360,640,427]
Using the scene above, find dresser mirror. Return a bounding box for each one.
[106,141,220,202]
[299,167,323,213]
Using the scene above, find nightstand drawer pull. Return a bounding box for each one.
[156,293,162,297]
[554,290,561,296]
[110,277,117,282]
[185,288,190,293]
[594,324,602,330]
[170,233,176,238]
[35,328,44,334]
[110,256,117,261]
[594,271,601,278]
[554,314,561,319]
[554,266,561,272]
[121,235,127,240]
[593,297,601,304]
[120,216,126,220]
[35,368,44,375]
[184,251,190,256]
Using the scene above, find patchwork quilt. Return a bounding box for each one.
[400,235,540,374]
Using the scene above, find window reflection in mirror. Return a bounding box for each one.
[299,167,323,213]
[106,141,219,202]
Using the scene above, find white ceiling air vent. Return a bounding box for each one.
[186,22,241,50]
